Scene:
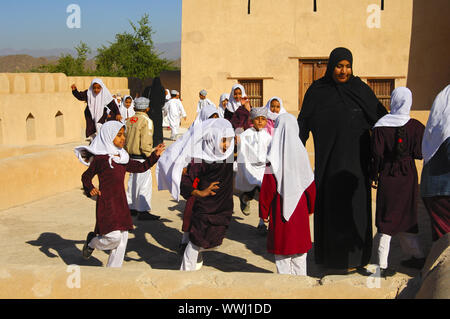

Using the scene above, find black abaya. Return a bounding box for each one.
[148,77,166,146]
[297,47,387,269]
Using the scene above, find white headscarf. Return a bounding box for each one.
[87,78,114,124]
[156,118,235,201]
[267,113,315,222]
[192,104,219,127]
[218,93,229,118]
[422,84,450,164]
[74,121,130,169]
[373,87,412,128]
[227,84,247,113]
[235,127,272,192]
[265,96,287,121]
[119,95,135,123]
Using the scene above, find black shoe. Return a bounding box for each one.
[239,194,251,216]
[380,268,397,278]
[401,257,426,270]
[178,243,188,256]
[130,209,138,217]
[138,211,161,221]
[82,232,95,259]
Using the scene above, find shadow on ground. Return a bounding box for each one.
[26,232,103,267]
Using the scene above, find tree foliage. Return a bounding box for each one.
[33,14,175,78]
[95,14,174,79]
[33,41,91,75]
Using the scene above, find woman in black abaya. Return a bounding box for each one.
[297,47,387,270]
[148,77,166,146]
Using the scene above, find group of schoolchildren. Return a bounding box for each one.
[71,78,449,277]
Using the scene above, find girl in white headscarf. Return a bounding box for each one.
[74,121,165,268]
[191,104,219,127]
[218,93,229,118]
[370,87,426,275]
[259,113,316,276]
[420,84,450,243]
[119,95,135,123]
[176,119,235,271]
[264,97,287,136]
[71,78,122,138]
[224,84,247,121]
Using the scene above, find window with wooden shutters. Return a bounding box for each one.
[299,59,328,110]
[238,79,263,108]
[367,79,394,110]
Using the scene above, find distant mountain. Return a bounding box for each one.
[0,55,58,72]
[0,48,77,58]
[154,41,181,61]
[0,41,181,73]
[0,41,181,61]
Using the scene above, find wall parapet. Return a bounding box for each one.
[0,73,130,146]
[0,73,129,95]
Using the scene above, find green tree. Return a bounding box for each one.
[95,14,174,79]
[33,41,92,76]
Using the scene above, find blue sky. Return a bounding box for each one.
[0,0,182,50]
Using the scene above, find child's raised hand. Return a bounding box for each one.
[90,188,101,197]
[155,143,166,156]
[71,84,77,91]
[115,114,123,122]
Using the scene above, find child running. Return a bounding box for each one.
[235,106,272,233]
[371,87,426,276]
[259,113,316,276]
[75,121,165,268]
[156,104,220,254]
[178,119,235,271]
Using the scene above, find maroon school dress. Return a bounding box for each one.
[230,105,252,131]
[371,119,425,236]
[259,169,316,255]
[72,89,121,138]
[81,153,159,235]
[180,161,234,249]
[223,108,234,122]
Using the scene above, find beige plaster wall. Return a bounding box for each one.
[181,0,413,123]
[0,73,129,146]
[406,0,450,110]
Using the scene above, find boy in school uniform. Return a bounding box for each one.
[197,89,215,113]
[165,90,187,140]
[125,97,161,221]
[235,106,272,233]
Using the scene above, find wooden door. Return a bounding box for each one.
[299,59,328,110]
[367,79,395,110]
